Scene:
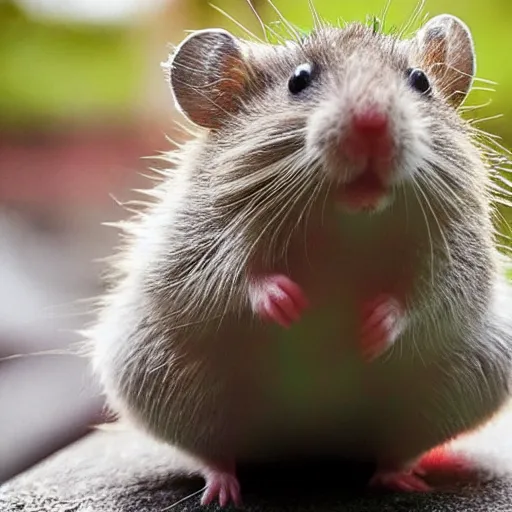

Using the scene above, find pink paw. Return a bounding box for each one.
[369,468,431,492]
[360,294,403,361]
[249,274,309,328]
[201,469,242,508]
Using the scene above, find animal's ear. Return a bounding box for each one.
[413,15,475,108]
[164,29,248,129]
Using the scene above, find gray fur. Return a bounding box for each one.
[89,13,512,493]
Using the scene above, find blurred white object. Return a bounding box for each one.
[0,207,112,482]
[14,0,171,24]
[0,209,104,354]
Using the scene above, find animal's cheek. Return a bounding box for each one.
[389,101,434,185]
[304,99,343,155]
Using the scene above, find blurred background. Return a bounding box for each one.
[0,0,510,484]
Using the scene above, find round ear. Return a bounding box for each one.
[164,29,248,129]
[413,15,476,108]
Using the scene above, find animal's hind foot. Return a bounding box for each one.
[369,467,431,492]
[200,461,242,508]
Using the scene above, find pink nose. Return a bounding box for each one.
[339,108,393,173]
[351,109,388,135]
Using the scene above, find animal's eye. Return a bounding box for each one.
[406,68,431,95]
[288,63,313,95]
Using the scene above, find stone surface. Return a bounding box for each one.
[3,406,512,511]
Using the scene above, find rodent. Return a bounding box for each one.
[90,8,512,508]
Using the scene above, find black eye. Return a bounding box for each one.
[288,63,313,95]
[406,68,431,95]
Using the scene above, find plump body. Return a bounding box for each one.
[95,174,509,457]
[92,13,512,506]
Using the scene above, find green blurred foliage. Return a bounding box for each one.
[2,0,511,138]
[0,1,143,129]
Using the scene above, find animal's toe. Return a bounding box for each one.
[369,469,431,493]
[249,273,309,328]
[202,470,242,508]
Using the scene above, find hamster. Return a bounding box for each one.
[90,10,512,508]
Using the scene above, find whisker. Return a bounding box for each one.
[320,180,332,228]
[307,0,324,29]
[380,0,393,29]
[470,86,496,94]
[0,348,81,362]
[442,63,497,86]
[399,0,426,39]
[420,163,464,212]
[266,0,302,42]
[246,157,318,260]
[269,174,316,260]
[469,113,504,126]
[410,175,435,287]
[458,99,493,114]
[246,0,269,42]
[402,180,410,232]
[471,127,503,144]
[415,174,454,267]
[209,3,264,42]
[280,162,324,260]
[300,178,325,268]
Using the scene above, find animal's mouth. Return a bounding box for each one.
[332,106,395,211]
[335,167,390,211]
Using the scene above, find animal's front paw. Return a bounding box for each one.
[201,463,242,508]
[360,294,403,361]
[249,273,309,328]
[369,467,431,492]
